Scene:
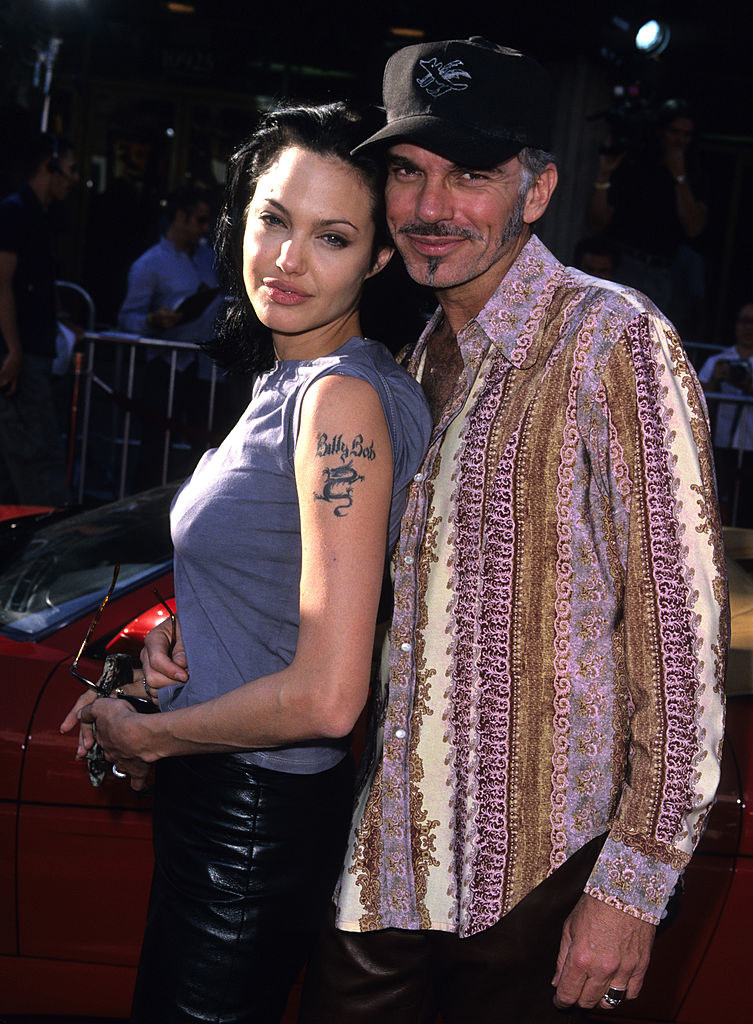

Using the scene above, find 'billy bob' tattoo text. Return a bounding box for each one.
[314,432,376,517]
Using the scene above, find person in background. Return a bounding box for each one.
[699,302,753,524]
[118,183,225,487]
[297,38,727,1024]
[0,132,79,506]
[62,102,432,1024]
[573,232,620,281]
[588,98,707,338]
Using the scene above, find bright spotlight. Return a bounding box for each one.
[635,20,670,56]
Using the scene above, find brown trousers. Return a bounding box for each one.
[299,834,606,1024]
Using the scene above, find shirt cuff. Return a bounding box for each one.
[584,833,682,925]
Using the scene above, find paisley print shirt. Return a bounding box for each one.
[334,235,728,938]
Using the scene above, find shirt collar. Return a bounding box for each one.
[409,235,564,380]
[474,234,564,369]
[20,183,46,214]
[159,236,194,260]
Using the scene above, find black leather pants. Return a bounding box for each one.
[131,752,354,1024]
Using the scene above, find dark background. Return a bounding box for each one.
[1,0,751,342]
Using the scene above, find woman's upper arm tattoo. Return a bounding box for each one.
[312,430,378,517]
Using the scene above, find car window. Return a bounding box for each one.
[0,484,177,640]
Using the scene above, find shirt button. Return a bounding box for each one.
[413,472,424,482]
[395,729,407,739]
[400,642,412,653]
[405,555,414,565]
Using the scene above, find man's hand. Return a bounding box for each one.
[77,697,156,791]
[596,141,625,181]
[148,306,183,331]
[0,349,21,395]
[552,893,656,1010]
[663,146,686,181]
[141,614,188,690]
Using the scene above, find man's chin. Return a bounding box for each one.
[400,255,463,290]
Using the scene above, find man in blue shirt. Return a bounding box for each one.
[119,184,224,488]
[119,184,220,347]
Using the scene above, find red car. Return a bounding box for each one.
[0,485,174,1018]
[0,489,751,1022]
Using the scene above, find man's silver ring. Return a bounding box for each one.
[603,988,626,1008]
[112,765,127,779]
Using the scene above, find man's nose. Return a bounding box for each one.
[415,177,454,224]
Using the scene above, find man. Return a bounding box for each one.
[587,98,708,339]
[0,132,79,506]
[699,301,753,524]
[118,183,223,487]
[300,38,727,1022]
[573,233,620,281]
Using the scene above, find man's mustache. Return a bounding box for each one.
[397,222,482,242]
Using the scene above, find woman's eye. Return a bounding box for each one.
[260,212,285,227]
[321,233,348,248]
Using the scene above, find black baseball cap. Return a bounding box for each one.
[354,37,554,168]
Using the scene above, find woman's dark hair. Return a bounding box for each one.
[207,102,390,376]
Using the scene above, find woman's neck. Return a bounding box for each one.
[272,314,362,363]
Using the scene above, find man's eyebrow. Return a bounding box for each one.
[455,163,506,177]
[386,154,416,170]
[261,198,358,232]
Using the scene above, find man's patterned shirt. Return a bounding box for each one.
[335,235,728,938]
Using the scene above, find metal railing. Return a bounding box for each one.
[57,280,96,332]
[62,327,748,519]
[73,330,220,503]
[685,342,753,527]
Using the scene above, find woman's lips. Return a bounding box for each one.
[263,279,311,305]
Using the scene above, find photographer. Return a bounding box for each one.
[699,302,753,523]
[588,98,707,338]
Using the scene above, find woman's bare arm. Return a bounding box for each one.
[75,373,394,780]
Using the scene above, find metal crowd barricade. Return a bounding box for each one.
[698,388,753,527]
[678,342,750,527]
[57,280,96,332]
[75,330,219,503]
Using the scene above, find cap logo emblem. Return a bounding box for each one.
[415,58,472,98]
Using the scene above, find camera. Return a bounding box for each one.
[589,86,656,158]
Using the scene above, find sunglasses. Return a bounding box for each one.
[69,564,171,714]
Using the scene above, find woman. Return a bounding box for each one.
[62,103,431,1023]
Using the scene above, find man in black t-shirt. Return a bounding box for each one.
[0,133,79,505]
[587,99,707,339]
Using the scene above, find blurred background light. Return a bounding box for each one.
[635,19,671,56]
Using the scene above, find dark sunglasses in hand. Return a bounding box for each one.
[69,564,170,714]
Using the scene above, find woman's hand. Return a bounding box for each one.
[60,688,99,757]
[77,697,156,791]
[60,677,161,760]
[141,613,188,691]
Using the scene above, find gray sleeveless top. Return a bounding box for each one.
[163,336,432,773]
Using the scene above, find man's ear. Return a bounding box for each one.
[523,164,558,224]
[366,245,394,280]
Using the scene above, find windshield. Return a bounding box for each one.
[0,484,177,640]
